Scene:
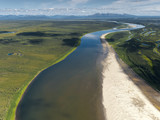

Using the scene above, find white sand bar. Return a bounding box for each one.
[101,33,160,120]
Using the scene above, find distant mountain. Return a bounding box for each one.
[0,13,148,20]
[87,13,136,19]
[0,15,51,20]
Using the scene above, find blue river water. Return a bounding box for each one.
[16,23,144,120]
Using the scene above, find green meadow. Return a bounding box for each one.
[105,22,160,91]
[0,20,120,120]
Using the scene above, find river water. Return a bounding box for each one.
[16,23,144,120]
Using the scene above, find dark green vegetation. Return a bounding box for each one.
[0,20,120,120]
[106,22,160,91]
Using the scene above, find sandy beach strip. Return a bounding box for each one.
[101,33,160,120]
[128,24,137,28]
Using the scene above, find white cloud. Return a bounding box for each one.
[102,0,160,15]
[68,0,89,7]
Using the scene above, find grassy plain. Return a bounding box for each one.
[105,22,160,91]
[0,20,120,120]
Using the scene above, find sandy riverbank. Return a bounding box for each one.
[128,24,137,28]
[101,33,160,120]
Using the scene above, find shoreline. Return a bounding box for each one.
[6,46,77,120]
[101,33,160,120]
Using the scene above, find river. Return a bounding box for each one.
[16,23,144,120]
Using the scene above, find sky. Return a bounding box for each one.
[0,0,160,16]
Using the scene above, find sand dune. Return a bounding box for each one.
[101,33,160,120]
